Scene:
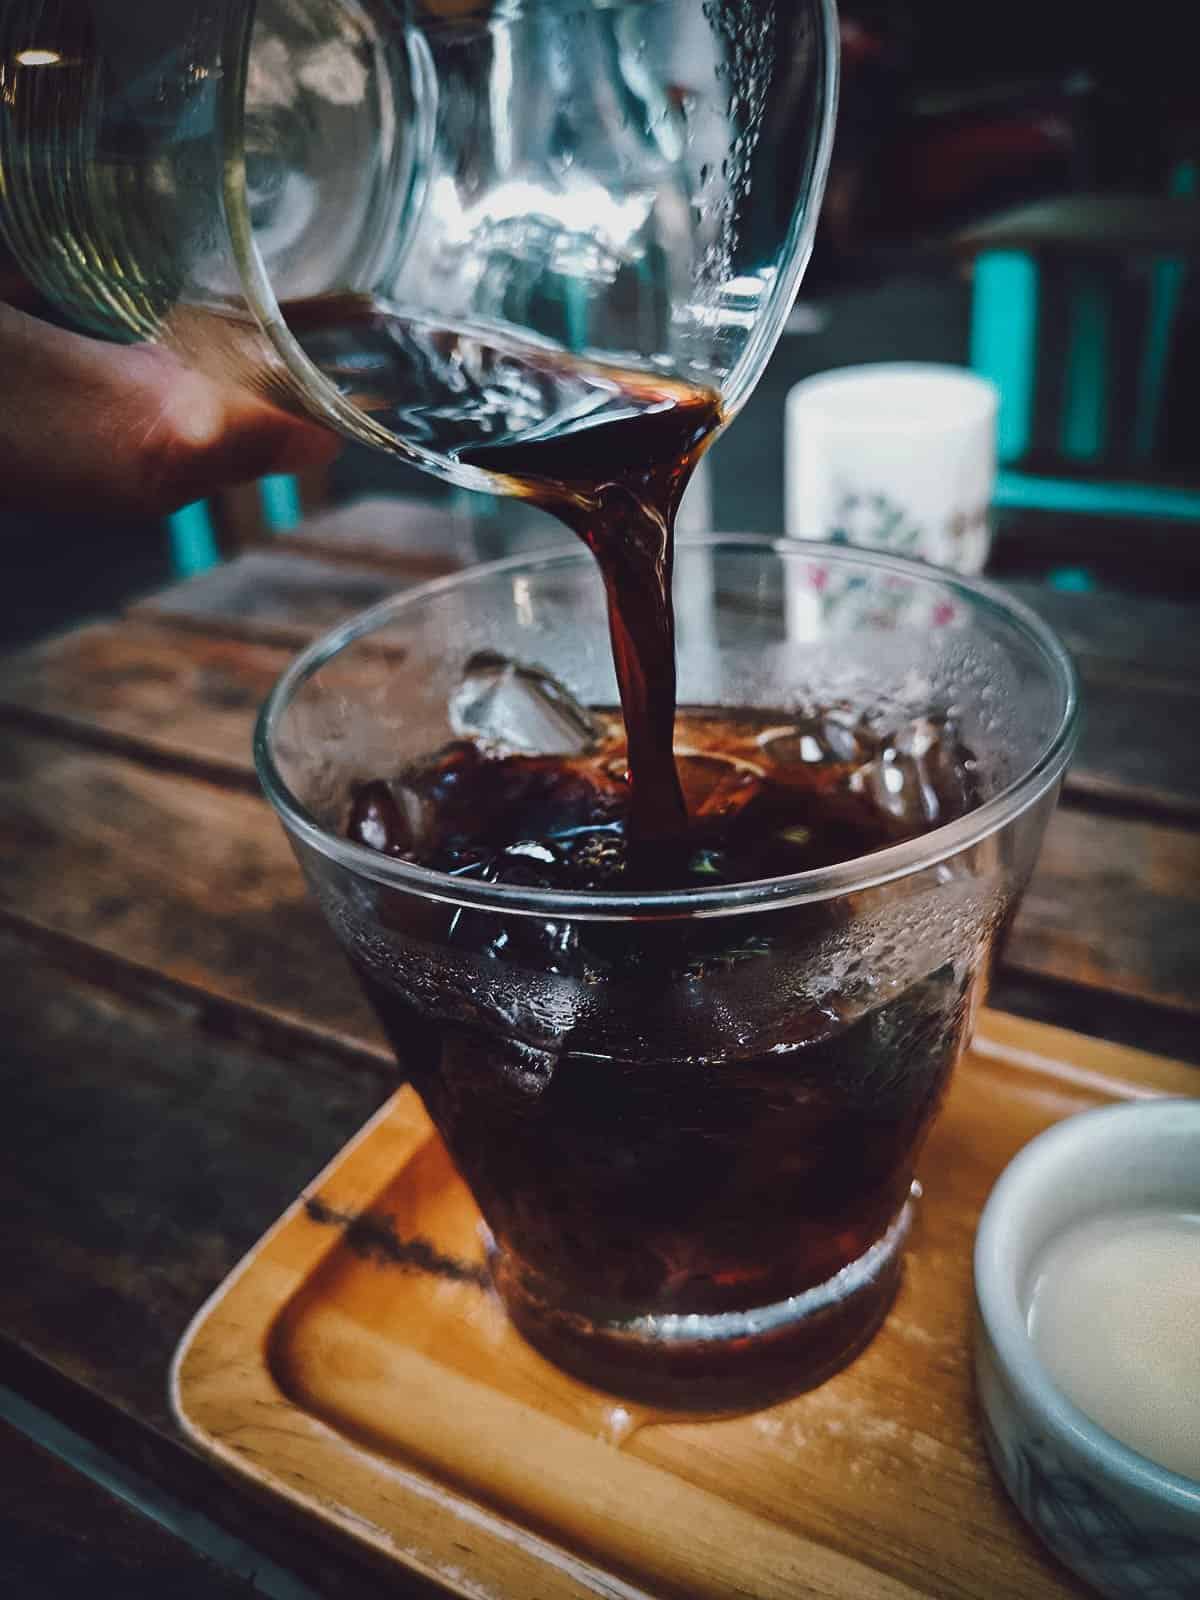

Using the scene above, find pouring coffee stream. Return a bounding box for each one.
[280,289,728,844]
[459,378,725,845]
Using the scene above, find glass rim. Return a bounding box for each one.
[254,535,1080,922]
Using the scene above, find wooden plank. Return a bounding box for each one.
[0,930,386,1433]
[8,933,1159,1600]
[274,494,472,576]
[990,966,1200,1068]
[0,1337,444,1600]
[1011,807,1200,1015]
[176,1020,1197,1600]
[1002,579,1200,681]
[0,937,434,1599]
[999,579,1200,821]
[0,725,388,1063]
[0,621,293,789]
[1067,664,1200,822]
[4,586,1200,836]
[0,726,1195,1065]
[0,1417,259,1599]
[70,538,1200,828]
[134,543,1200,691]
[129,552,403,648]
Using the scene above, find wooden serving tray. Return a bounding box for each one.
[172,1012,1197,1600]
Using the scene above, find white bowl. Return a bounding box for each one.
[974,1099,1200,1599]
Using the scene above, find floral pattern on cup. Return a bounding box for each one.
[790,546,967,637]
[829,489,925,557]
[982,1410,1200,1600]
[828,486,991,575]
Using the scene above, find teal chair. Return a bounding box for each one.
[166,473,305,577]
[962,166,1200,526]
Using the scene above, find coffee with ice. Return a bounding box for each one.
[258,524,1074,1409]
[344,672,987,1405]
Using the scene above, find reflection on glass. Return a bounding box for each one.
[0,0,837,495]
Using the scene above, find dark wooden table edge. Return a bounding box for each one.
[0,906,394,1082]
[0,1337,444,1599]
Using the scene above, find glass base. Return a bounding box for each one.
[490,1198,914,1414]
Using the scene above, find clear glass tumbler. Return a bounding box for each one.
[256,537,1078,1411]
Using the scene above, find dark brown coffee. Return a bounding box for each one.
[346,705,977,890]
[308,297,987,1404]
[344,709,980,1403]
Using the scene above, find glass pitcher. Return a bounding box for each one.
[0,0,837,493]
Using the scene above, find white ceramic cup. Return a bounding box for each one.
[975,1099,1200,1600]
[784,363,1000,575]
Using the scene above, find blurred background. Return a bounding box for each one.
[3,0,1196,643]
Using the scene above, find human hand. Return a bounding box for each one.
[0,302,340,522]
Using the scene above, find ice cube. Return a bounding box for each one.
[757,712,874,771]
[889,715,978,822]
[850,715,977,832]
[347,779,418,856]
[449,650,603,756]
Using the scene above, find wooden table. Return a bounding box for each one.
[1,517,1197,1595]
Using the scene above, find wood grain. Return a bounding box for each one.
[178,1018,1197,1600]
[1014,808,1200,1015]
[1003,582,1200,680]
[5,606,1196,824]
[1067,665,1200,822]
[8,540,1196,823]
[0,725,387,1063]
[0,935,443,1598]
[0,930,386,1437]
[1003,580,1200,821]
[131,545,1198,700]
[183,1094,930,1600]
[0,721,1195,1066]
[4,352,1196,1599]
[988,967,1200,1068]
[0,621,292,788]
[122,513,1200,714]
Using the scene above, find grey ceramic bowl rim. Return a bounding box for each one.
[974,1098,1200,1517]
[254,533,1079,921]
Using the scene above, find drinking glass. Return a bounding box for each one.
[256,537,1078,1410]
[0,0,838,493]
